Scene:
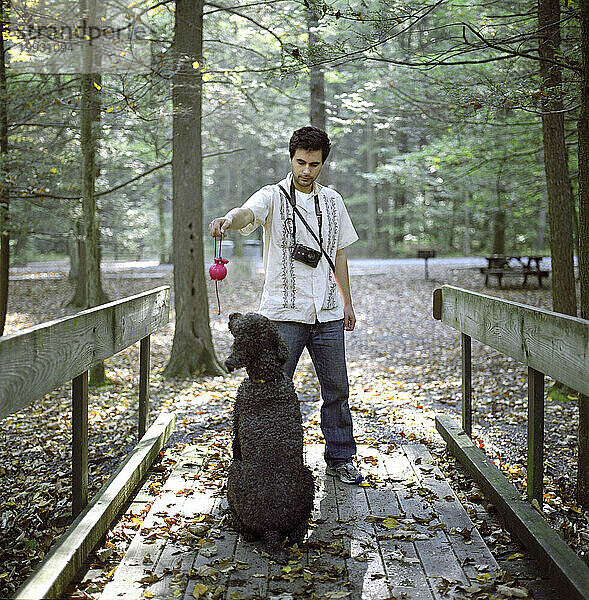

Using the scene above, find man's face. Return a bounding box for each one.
[290,148,323,193]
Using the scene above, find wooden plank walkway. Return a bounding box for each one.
[99,444,500,600]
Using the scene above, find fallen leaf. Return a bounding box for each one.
[507,553,524,560]
[137,573,162,585]
[192,583,209,598]
[382,517,400,529]
[496,583,530,598]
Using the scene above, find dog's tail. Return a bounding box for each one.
[263,530,287,564]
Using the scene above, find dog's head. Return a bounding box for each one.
[225,312,290,373]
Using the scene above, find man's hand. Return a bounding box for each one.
[343,304,356,331]
[209,208,254,236]
[208,215,232,237]
[335,248,355,331]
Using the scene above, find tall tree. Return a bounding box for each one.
[577,0,589,506]
[366,119,378,255]
[165,0,223,377]
[538,0,577,317]
[492,165,507,255]
[71,0,107,312]
[80,0,108,384]
[308,2,329,185]
[0,0,9,336]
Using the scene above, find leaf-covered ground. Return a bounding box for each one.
[1,260,583,598]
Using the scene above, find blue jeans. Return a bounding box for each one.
[272,319,356,466]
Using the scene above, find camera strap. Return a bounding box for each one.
[277,182,336,273]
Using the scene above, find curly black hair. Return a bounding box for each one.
[289,126,331,162]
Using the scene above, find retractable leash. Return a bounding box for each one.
[209,233,229,314]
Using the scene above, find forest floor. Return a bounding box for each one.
[1,258,584,598]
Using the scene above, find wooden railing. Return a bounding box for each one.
[433,285,589,600]
[1,286,175,599]
[433,284,589,504]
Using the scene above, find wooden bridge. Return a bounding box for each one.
[97,443,501,600]
[10,284,589,599]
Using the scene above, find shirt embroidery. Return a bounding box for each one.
[323,194,338,257]
[279,193,296,308]
[318,193,337,310]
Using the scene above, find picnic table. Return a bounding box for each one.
[479,254,549,287]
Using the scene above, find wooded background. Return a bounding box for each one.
[0,0,588,494]
[1,1,583,265]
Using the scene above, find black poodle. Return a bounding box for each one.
[225,312,315,563]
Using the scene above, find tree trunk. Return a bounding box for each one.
[393,131,409,248]
[378,182,391,255]
[165,0,223,378]
[233,162,243,257]
[463,193,471,256]
[69,219,87,305]
[576,0,589,506]
[493,177,506,255]
[535,194,547,253]
[366,120,378,256]
[80,0,108,385]
[538,0,577,317]
[158,171,168,264]
[81,73,107,310]
[308,6,329,185]
[448,197,457,251]
[393,185,406,247]
[0,0,9,336]
[68,232,79,281]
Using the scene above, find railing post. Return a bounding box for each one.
[139,335,150,439]
[462,333,472,437]
[72,370,89,517]
[527,366,545,506]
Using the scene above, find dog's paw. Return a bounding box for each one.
[271,549,288,565]
[224,357,240,372]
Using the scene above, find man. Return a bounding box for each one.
[209,126,362,485]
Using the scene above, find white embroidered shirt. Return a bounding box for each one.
[240,173,358,324]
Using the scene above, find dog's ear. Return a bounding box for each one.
[275,330,290,365]
[228,312,242,334]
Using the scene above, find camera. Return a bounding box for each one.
[292,244,321,268]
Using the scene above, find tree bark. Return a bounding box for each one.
[81,77,107,309]
[308,6,329,185]
[70,220,87,305]
[68,231,79,281]
[448,197,457,251]
[576,0,589,506]
[535,194,547,253]
[233,162,243,257]
[158,171,168,264]
[493,175,506,255]
[0,0,9,336]
[393,131,409,247]
[80,0,108,385]
[165,0,223,378]
[538,0,577,317]
[378,181,391,255]
[463,193,471,256]
[366,120,378,255]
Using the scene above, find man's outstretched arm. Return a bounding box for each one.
[209,207,254,237]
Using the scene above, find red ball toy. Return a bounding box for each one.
[209,257,229,281]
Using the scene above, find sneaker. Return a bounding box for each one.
[326,461,363,485]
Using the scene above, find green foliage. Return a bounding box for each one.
[3,0,581,262]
